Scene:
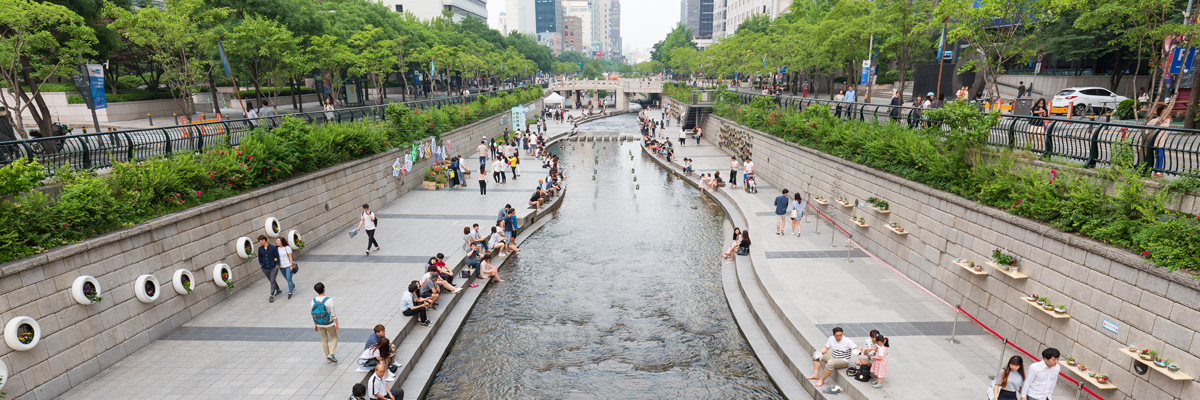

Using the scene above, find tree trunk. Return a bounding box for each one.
[207,71,220,115]
[18,57,53,137]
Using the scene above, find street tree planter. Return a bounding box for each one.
[287,230,304,250]
[213,263,234,294]
[173,269,195,295]
[134,274,160,303]
[4,316,40,351]
[235,237,254,259]
[71,275,103,305]
[264,217,282,237]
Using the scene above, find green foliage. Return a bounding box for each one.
[1114,99,1136,120]
[709,90,1200,272]
[0,158,47,196]
[651,23,698,64]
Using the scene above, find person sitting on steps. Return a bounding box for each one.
[809,326,860,387]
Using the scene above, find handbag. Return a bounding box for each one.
[789,209,798,219]
[460,268,472,279]
[736,246,749,256]
[290,263,299,274]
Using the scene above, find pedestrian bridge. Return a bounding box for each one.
[547,78,663,111]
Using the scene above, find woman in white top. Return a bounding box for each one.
[275,237,296,298]
[991,356,1026,400]
[323,98,336,122]
[786,193,806,236]
[491,158,505,184]
[721,227,743,259]
[678,129,686,146]
[480,253,502,282]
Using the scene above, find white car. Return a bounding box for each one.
[1050,86,1128,116]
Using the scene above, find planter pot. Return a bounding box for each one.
[4,316,40,351]
[212,263,234,293]
[1066,360,1077,366]
[0,359,7,390]
[287,230,303,250]
[1042,305,1054,311]
[71,275,103,305]
[422,181,438,190]
[1008,266,1020,275]
[1097,377,1109,383]
[1169,366,1180,372]
[173,269,195,295]
[235,237,254,259]
[1054,308,1066,314]
[264,217,282,237]
[1139,354,1152,361]
[134,274,160,303]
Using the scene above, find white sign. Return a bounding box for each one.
[1102,319,1119,334]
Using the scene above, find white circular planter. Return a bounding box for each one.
[134,274,160,303]
[264,217,282,237]
[287,230,303,250]
[235,237,254,259]
[213,263,234,293]
[0,358,8,391]
[172,269,195,295]
[71,275,102,305]
[4,316,40,351]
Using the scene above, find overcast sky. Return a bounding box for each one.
[487,0,681,53]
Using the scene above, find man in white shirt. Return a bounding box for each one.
[743,158,755,189]
[808,327,860,387]
[1020,348,1061,400]
[368,363,403,400]
[355,204,379,255]
[311,282,340,363]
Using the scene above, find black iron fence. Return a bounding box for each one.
[0,85,545,173]
[723,91,1200,176]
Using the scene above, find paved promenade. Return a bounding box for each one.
[60,115,574,399]
[643,114,1080,400]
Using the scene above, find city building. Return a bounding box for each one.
[535,0,564,54]
[505,0,537,34]
[608,0,621,59]
[723,0,788,35]
[381,0,487,21]
[562,15,584,53]
[712,0,727,38]
[564,0,593,52]
[681,0,714,40]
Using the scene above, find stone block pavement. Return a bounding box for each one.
[647,114,1081,400]
[58,118,570,399]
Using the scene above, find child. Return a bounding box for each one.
[870,334,889,388]
[745,177,757,194]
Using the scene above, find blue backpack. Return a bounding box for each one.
[312,297,332,325]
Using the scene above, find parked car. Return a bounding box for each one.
[1050,87,1128,116]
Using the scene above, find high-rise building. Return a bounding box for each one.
[724,0,789,35]
[535,0,563,35]
[562,15,584,53]
[608,0,621,59]
[681,0,714,40]
[505,0,537,34]
[564,0,592,52]
[712,0,727,38]
[381,0,486,21]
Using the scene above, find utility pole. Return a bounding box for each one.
[935,18,949,103]
[1184,0,1200,128]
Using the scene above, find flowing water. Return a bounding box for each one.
[424,111,784,399]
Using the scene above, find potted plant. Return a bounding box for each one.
[1077,364,1087,371]
[1127,345,1138,353]
[1087,371,1096,377]
[264,217,282,237]
[1054,304,1067,314]
[3,316,40,351]
[1027,293,1038,301]
[288,230,304,251]
[1042,302,1054,311]
[1154,356,1167,367]
[235,237,254,259]
[1168,362,1180,372]
[1096,374,1109,384]
[1139,349,1152,361]
[173,269,195,295]
[991,248,1020,271]
[423,163,449,190]
[71,276,103,305]
[1065,357,1077,366]
[134,274,160,303]
[972,262,983,271]
[1036,296,1046,306]
[875,200,890,211]
[212,264,234,294]
[867,196,878,204]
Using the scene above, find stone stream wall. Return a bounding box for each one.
[684,99,1200,400]
[0,99,542,400]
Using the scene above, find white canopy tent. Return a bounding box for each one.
[544,92,564,104]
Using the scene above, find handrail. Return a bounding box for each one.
[806,201,851,238]
[957,306,1106,400]
[672,83,1200,176]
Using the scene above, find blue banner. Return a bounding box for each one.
[86,64,107,110]
[218,40,233,78]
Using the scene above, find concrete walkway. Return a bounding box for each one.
[59,113,577,400]
[642,114,1080,400]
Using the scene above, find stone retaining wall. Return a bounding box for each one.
[0,99,541,400]
[683,99,1199,400]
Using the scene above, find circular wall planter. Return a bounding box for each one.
[71,275,103,305]
[287,230,303,250]
[213,263,234,293]
[235,237,254,259]
[0,358,7,391]
[134,274,160,303]
[172,269,195,295]
[264,217,282,237]
[4,316,40,351]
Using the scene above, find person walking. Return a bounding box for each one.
[802,81,810,98]
[256,235,280,302]
[478,166,488,196]
[1017,82,1027,99]
[492,157,506,184]
[355,204,380,256]
[694,127,702,145]
[679,129,686,146]
[311,282,339,363]
[276,237,297,299]
[1019,348,1061,400]
[787,192,806,236]
[245,101,259,127]
[774,189,790,235]
[729,156,739,187]
[992,356,1026,400]
[743,158,755,188]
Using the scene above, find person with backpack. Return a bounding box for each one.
[312,282,340,363]
[355,204,380,256]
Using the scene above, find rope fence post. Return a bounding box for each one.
[993,336,1008,380]
[845,239,853,263]
[946,305,962,344]
[830,223,837,247]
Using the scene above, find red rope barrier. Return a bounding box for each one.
[956,306,1106,400]
[806,202,852,237]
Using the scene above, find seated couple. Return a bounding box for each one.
[721,228,751,259]
[357,324,400,379]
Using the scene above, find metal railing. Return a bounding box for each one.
[683,85,1200,176]
[0,85,546,173]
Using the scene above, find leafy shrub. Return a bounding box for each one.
[1114,99,1135,120]
[0,158,47,196]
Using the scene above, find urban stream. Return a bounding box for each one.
[424,111,784,399]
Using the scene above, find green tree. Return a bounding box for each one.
[735,14,772,35]
[308,34,353,105]
[651,23,697,64]
[225,15,303,107]
[636,60,664,74]
[876,0,935,97]
[348,26,398,104]
[105,0,230,120]
[0,0,98,138]
[557,50,587,66]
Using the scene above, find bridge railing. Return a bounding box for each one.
[710,89,1200,176]
[0,84,547,174]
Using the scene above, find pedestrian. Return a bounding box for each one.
[245,101,259,127]
[368,363,403,400]
[259,100,277,125]
[992,356,1026,400]
[256,235,280,302]
[1019,348,1061,400]
[774,189,790,235]
[869,334,889,388]
[276,237,296,299]
[694,127,702,145]
[787,192,806,236]
[729,156,739,187]
[743,158,755,187]
[956,86,969,100]
[845,86,857,103]
[492,157,506,184]
[478,166,488,196]
[355,204,380,256]
[802,81,810,98]
[679,128,686,146]
[1017,81,1026,99]
[323,98,336,122]
[508,154,519,179]
[311,282,339,363]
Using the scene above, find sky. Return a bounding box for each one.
[487,0,680,54]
